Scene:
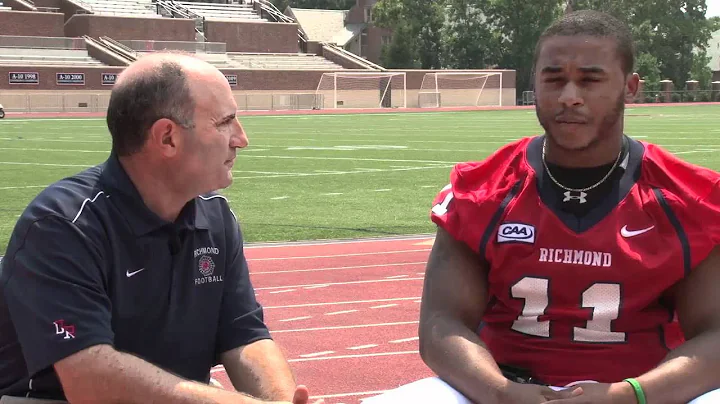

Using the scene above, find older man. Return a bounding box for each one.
[0,53,319,404]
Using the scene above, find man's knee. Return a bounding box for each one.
[362,377,472,404]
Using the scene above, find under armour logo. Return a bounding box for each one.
[53,320,75,340]
[563,191,587,204]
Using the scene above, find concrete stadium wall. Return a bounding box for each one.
[0,10,65,37]
[64,14,196,42]
[204,20,299,53]
[0,68,517,111]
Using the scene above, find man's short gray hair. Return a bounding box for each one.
[106,59,195,156]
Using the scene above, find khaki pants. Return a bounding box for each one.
[0,397,67,403]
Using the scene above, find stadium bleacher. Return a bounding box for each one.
[116,38,345,70]
[0,36,104,66]
[80,0,157,16]
[173,1,265,20]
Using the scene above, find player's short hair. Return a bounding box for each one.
[534,9,636,75]
[106,58,195,156]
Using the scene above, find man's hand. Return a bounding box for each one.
[498,382,580,403]
[286,385,324,404]
[544,382,637,404]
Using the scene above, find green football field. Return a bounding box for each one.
[0,104,719,255]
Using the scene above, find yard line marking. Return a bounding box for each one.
[323,192,344,196]
[268,289,296,294]
[247,249,431,261]
[299,351,335,358]
[232,165,454,180]
[252,261,425,275]
[0,147,106,153]
[303,284,330,289]
[385,275,409,279]
[0,138,107,143]
[347,344,378,350]
[277,316,312,322]
[390,337,419,344]
[242,154,456,164]
[271,321,418,333]
[0,161,92,168]
[0,185,48,190]
[288,351,417,363]
[254,277,423,291]
[373,188,392,192]
[370,304,398,309]
[263,297,420,309]
[325,309,359,316]
[270,196,289,200]
[244,234,433,248]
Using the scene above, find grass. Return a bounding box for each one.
[0,104,719,255]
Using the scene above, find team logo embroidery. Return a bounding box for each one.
[563,191,587,204]
[53,320,75,340]
[497,223,536,244]
[194,246,223,286]
[198,255,215,277]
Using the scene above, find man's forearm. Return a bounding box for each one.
[223,339,298,401]
[420,316,509,404]
[634,329,720,404]
[56,345,263,404]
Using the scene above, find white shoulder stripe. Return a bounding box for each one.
[72,191,108,223]
[199,194,237,222]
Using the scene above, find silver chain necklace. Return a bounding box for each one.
[541,138,623,193]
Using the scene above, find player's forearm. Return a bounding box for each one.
[419,314,509,404]
[224,339,297,401]
[57,345,263,404]
[633,328,720,404]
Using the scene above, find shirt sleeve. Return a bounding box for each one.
[430,162,518,254]
[215,219,271,357]
[2,215,114,376]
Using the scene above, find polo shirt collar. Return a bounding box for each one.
[100,153,211,236]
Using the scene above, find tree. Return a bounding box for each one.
[573,0,718,89]
[373,0,445,69]
[484,0,566,93]
[441,0,497,69]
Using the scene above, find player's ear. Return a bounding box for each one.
[625,73,640,103]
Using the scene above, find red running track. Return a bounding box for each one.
[211,236,437,403]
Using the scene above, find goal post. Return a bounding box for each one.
[418,72,503,108]
[314,72,407,110]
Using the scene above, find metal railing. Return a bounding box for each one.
[0,92,322,113]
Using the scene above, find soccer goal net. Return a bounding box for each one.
[314,72,407,110]
[418,72,503,108]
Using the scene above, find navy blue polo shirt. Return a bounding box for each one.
[0,153,271,399]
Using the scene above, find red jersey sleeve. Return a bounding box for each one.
[430,138,532,254]
[643,143,720,269]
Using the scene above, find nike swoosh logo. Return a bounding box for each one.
[620,225,654,238]
[126,268,146,277]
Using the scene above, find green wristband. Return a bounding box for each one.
[624,378,647,404]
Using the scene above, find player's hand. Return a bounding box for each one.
[544,382,637,404]
[290,385,324,404]
[499,381,580,403]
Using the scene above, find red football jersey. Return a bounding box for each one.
[430,135,720,386]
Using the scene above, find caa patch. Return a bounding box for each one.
[497,223,535,244]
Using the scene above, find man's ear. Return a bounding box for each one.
[625,72,640,103]
[147,118,180,158]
